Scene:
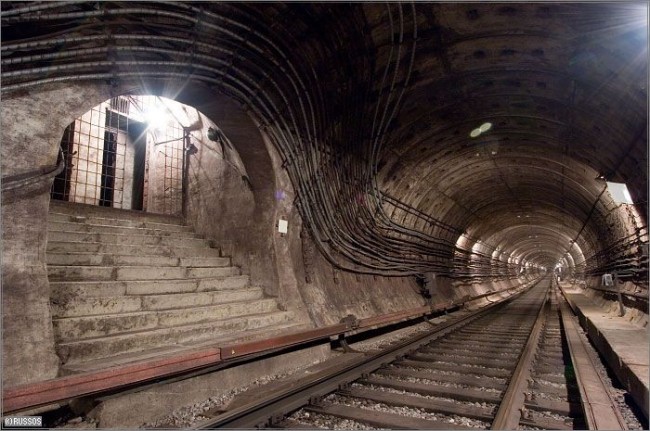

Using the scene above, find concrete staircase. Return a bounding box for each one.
[47,201,300,373]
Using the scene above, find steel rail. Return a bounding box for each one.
[491,280,551,429]
[556,283,629,429]
[195,280,543,429]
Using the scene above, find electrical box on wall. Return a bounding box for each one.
[278,219,288,234]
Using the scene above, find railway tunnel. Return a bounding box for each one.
[1,2,648,429]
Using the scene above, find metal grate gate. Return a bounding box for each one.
[51,96,185,216]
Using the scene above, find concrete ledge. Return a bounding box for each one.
[48,264,239,281]
[49,200,184,225]
[560,284,648,420]
[48,231,210,247]
[56,311,296,364]
[50,276,250,298]
[47,253,230,268]
[49,220,199,237]
[48,213,190,231]
[87,343,333,428]
[54,298,283,339]
[51,288,265,317]
[47,241,222,257]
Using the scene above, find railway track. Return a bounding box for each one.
[195,277,631,429]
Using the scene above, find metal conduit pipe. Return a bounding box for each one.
[370,3,418,172]
[312,61,422,264]
[1,41,235,65]
[296,181,448,272]
[372,209,466,251]
[1,7,248,42]
[2,46,300,132]
[366,211,460,250]
[0,0,83,17]
[340,202,456,264]
[587,244,647,267]
[374,4,413,146]
[178,2,320,148]
[3,60,237,78]
[373,198,479,249]
[584,237,646,267]
[2,4,318,137]
[380,192,469,236]
[369,4,400,151]
[294,199,440,274]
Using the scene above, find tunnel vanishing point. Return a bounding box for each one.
[1,1,648,426]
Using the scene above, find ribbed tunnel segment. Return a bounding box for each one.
[2,2,647,282]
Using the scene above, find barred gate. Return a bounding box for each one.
[51,96,186,216]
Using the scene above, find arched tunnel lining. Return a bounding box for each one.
[0,2,647,389]
[1,3,647,281]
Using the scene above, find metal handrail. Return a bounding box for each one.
[1,147,64,192]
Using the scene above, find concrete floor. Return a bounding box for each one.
[560,283,648,420]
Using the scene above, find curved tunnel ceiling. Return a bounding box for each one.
[1,2,648,279]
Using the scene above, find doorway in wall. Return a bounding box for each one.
[51,95,190,216]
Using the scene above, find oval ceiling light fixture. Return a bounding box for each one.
[470,122,493,138]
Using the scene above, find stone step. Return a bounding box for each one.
[47,253,230,268]
[56,310,296,364]
[48,212,191,232]
[142,289,265,311]
[54,298,281,340]
[47,265,240,281]
[47,241,222,258]
[48,231,210,247]
[49,220,200,239]
[52,288,266,317]
[50,276,251,297]
[60,321,310,374]
[49,201,183,225]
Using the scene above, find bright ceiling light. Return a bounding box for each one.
[470,122,493,138]
[144,105,169,131]
[479,122,492,132]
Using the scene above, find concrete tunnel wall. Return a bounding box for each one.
[0,79,509,387]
